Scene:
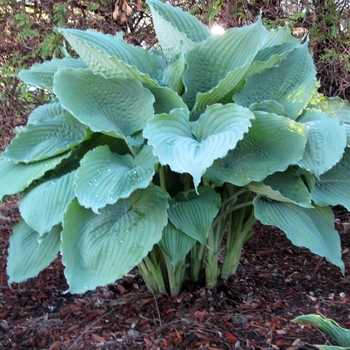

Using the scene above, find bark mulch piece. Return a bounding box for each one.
[0,201,349,349]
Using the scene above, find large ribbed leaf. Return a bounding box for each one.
[159,222,196,267]
[262,26,299,48]
[75,145,158,213]
[27,102,66,125]
[297,109,347,177]
[312,95,350,147]
[19,171,76,235]
[167,187,221,245]
[183,18,268,114]
[147,0,211,61]
[311,94,350,123]
[311,148,350,211]
[59,28,163,82]
[161,51,186,94]
[246,40,300,79]
[18,57,87,89]
[143,104,254,189]
[220,30,300,109]
[54,68,155,138]
[206,111,308,186]
[234,43,316,120]
[249,100,288,117]
[247,167,313,208]
[0,153,71,200]
[7,220,61,283]
[57,30,185,114]
[145,84,187,114]
[61,186,168,293]
[254,196,344,273]
[4,113,87,163]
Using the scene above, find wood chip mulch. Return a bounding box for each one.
[0,198,349,350]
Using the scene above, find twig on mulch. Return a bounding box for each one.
[69,308,116,349]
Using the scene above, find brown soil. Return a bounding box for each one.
[0,197,349,350]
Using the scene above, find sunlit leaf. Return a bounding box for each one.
[147,0,211,61]
[207,111,307,186]
[233,43,316,120]
[183,17,268,114]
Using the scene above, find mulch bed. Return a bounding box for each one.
[0,198,349,350]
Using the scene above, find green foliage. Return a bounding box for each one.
[1,0,350,296]
[292,314,350,349]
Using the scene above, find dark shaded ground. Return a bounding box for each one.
[0,197,349,350]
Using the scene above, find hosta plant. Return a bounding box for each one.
[2,0,349,296]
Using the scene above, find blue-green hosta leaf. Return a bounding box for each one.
[222,37,300,107]
[145,84,187,114]
[75,145,158,213]
[58,30,184,114]
[144,104,254,189]
[3,113,87,163]
[61,186,168,294]
[0,153,71,200]
[312,95,350,147]
[167,187,221,245]
[247,182,295,203]
[147,0,211,43]
[7,220,61,283]
[254,196,344,273]
[292,315,350,347]
[85,133,133,156]
[310,94,350,123]
[161,50,186,94]
[18,57,88,89]
[263,168,314,207]
[27,102,66,125]
[19,171,76,236]
[297,109,347,177]
[344,125,350,147]
[311,147,350,211]
[249,101,288,117]
[147,0,211,61]
[54,68,155,138]
[247,167,313,208]
[262,26,299,48]
[183,17,268,114]
[207,111,308,186]
[59,28,163,82]
[247,40,300,79]
[233,43,317,120]
[159,222,196,267]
